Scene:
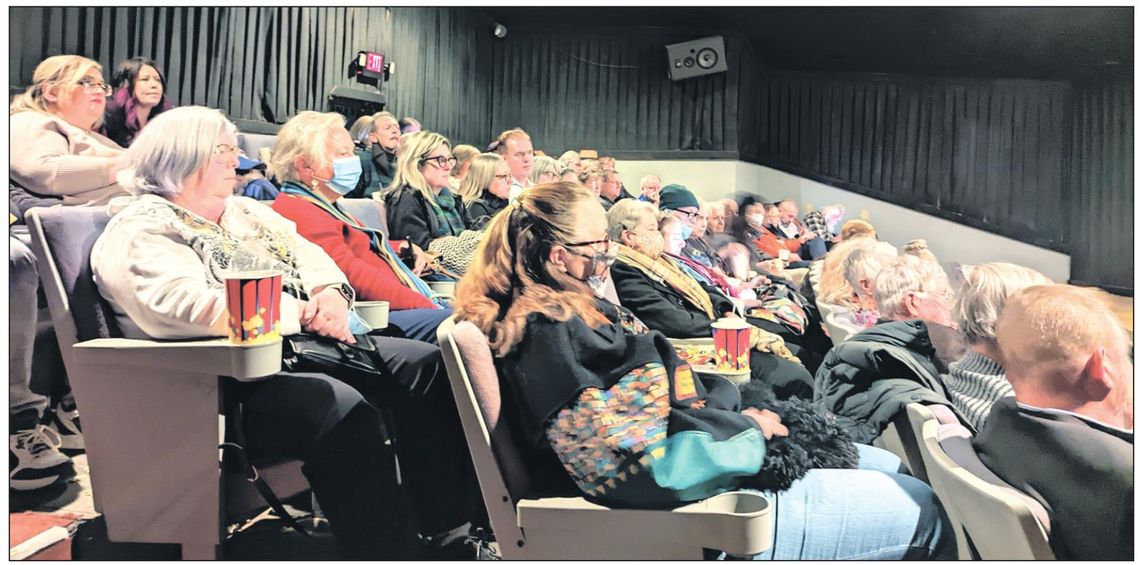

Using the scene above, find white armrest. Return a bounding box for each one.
[517,491,772,556]
[73,337,282,381]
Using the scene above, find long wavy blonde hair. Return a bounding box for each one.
[817,235,878,307]
[454,181,610,357]
[388,130,451,203]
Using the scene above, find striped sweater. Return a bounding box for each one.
[942,349,1012,431]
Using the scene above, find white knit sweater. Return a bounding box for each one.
[942,349,1012,431]
[9,111,128,205]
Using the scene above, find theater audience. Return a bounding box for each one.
[233,153,279,201]
[598,169,627,210]
[976,284,1133,560]
[384,130,482,278]
[802,204,844,246]
[453,182,952,560]
[347,114,374,147]
[528,154,560,186]
[821,241,898,342]
[557,149,581,175]
[267,111,449,343]
[399,116,422,134]
[775,200,826,260]
[637,174,662,204]
[840,218,877,241]
[448,143,479,191]
[943,262,1052,430]
[91,106,482,559]
[494,128,534,199]
[606,200,815,399]
[101,56,174,148]
[10,54,128,206]
[754,204,810,268]
[458,153,510,229]
[815,255,963,443]
[350,111,400,197]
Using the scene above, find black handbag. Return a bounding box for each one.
[281,332,391,381]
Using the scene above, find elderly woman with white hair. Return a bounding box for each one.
[91,106,485,559]
[942,262,1052,430]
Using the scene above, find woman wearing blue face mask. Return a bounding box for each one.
[270,111,452,344]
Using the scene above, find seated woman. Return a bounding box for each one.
[558,166,579,184]
[823,241,899,343]
[944,262,1051,430]
[10,54,128,206]
[457,153,511,230]
[448,143,480,191]
[100,56,174,147]
[91,106,483,559]
[267,111,449,344]
[607,200,816,398]
[814,236,877,344]
[453,182,952,560]
[382,130,482,278]
[753,204,811,269]
[529,155,561,186]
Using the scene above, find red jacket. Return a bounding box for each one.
[753,225,803,258]
[272,195,435,310]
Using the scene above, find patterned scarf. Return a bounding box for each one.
[137,197,304,296]
[427,187,465,239]
[616,244,717,319]
[279,181,440,306]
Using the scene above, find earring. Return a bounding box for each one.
[310,179,319,189]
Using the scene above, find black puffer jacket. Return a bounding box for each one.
[813,319,963,443]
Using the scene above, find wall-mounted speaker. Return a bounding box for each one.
[665,36,727,81]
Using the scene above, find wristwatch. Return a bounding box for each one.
[324,283,355,306]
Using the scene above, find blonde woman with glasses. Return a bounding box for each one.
[382,130,482,277]
[456,153,511,229]
[10,54,129,206]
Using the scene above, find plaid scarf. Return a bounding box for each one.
[428,187,465,239]
[616,244,717,319]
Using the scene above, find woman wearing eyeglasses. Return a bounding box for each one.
[383,131,483,278]
[456,153,511,230]
[100,57,175,148]
[268,111,451,343]
[453,182,953,560]
[10,54,129,206]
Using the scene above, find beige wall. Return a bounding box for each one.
[616,159,1072,282]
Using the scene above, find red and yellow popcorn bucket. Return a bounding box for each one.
[223,271,283,345]
[711,317,751,374]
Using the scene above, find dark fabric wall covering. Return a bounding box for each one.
[9,7,494,146]
[739,71,1074,252]
[1068,77,1134,293]
[486,27,750,155]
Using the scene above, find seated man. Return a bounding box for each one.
[815,255,964,443]
[776,200,826,260]
[975,284,1133,561]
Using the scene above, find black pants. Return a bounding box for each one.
[226,336,482,558]
[749,350,815,400]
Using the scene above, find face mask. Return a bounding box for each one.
[679,223,693,241]
[746,214,765,229]
[585,275,606,296]
[318,156,363,195]
[635,231,665,258]
[571,246,616,296]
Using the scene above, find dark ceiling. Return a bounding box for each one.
[482,6,1133,80]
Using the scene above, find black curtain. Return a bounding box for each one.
[10,7,494,145]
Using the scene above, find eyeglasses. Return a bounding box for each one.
[213,143,238,163]
[76,78,112,96]
[493,173,512,181]
[420,155,458,169]
[673,209,700,222]
[563,237,614,252]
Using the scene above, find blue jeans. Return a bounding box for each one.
[387,307,453,345]
[727,445,954,560]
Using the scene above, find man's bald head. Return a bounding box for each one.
[997,284,1132,427]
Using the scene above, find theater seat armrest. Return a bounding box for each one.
[72,337,283,381]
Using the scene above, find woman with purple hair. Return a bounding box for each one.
[101,57,174,147]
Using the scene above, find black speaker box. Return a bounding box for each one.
[665,36,728,81]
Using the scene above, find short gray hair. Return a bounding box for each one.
[607,199,657,241]
[268,111,346,184]
[953,262,1052,344]
[874,255,950,320]
[640,174,661,189]
[119,106,238,198]
[843,241,898,298]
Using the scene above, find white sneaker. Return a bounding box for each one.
[9,426,71,492]
[47,403,84,452]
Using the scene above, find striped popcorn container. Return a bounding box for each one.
[711,317,751,374]
[223,271,283,345]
